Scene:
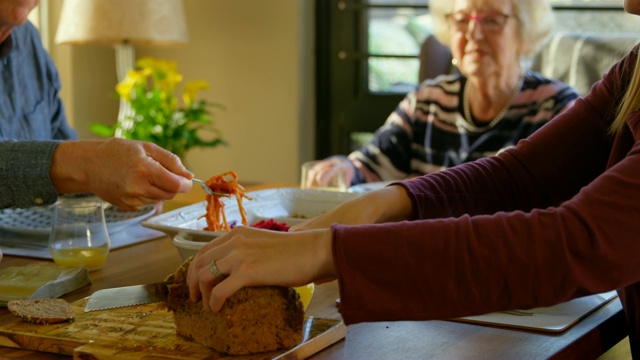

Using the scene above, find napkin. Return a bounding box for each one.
[0,264,91,306]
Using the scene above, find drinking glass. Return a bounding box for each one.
[48,196,110,271]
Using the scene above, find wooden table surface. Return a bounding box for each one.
[0,186,629,359]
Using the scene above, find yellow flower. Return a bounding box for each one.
[116,69,147,100]
[135,56,156,70]
[93,56,226,160]
[136,57,175,74]
[157,70,183,95]
[183,80,210,107]
[134,57,182,95]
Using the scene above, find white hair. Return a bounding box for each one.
[429,0,554,60]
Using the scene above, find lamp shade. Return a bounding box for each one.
[55,0,189,46]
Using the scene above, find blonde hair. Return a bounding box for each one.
[429,0,554,60]
[610,50,640,134]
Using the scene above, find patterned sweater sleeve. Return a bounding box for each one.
[347,92,418,184]
[0,141,61,209]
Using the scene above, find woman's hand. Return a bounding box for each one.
[187,226,335,312]
[50,138,193,211]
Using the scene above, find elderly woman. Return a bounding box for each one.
[305,0,578,188]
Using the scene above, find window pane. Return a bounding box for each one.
[368,8,431,56]
[368,0,428,5]
[350,132,376,152]
[369,57,420,93]
[368,0,624,7]
[554,10,640,33]
[548,0,622,6]
[365,0,631,95]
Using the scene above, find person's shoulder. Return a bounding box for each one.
[416,73,462,98]
[522,71,579,96]
[523,71,564,87]
[420,73,461,88]
[9,20,46,57]
[11,20,41,43]
[616,43,640,74]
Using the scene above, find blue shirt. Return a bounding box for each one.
[0,21,77,209]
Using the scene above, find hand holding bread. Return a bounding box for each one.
[186,225,336,312]
[168,256,304,354]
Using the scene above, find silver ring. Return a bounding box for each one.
[209,260,225,279]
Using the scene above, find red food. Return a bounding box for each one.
[228,218,290,232]
[251,219,290,232]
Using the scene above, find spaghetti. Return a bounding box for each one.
[202,171,252,232]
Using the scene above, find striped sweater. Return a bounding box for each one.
[348,71,579,184]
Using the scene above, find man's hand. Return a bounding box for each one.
[50,138,193,210]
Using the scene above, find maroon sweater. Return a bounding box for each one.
[333,47,640,355]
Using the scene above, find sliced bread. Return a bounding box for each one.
[165,256,305,355]
[7,298,74,324]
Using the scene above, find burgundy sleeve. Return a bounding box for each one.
[333,50,640,325]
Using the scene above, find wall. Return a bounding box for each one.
[45,0,314,185]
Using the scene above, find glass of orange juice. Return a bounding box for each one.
[48,195,110,271]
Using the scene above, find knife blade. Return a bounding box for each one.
[84,282,168,312]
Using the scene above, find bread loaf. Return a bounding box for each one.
[165,257,304,355]
[7,298,74,324]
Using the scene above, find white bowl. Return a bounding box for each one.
[172,232,214,260]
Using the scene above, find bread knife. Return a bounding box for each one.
[84,282,168,312]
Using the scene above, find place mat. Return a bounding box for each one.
[0,204,155,236]
[0,224,165,259]
[0,264,91,306]
[454,291,618,332]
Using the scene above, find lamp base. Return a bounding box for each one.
[114,42,135,138]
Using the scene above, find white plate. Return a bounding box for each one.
[0,204,156,237]
[143,187,361,239]
[348,180,395,194]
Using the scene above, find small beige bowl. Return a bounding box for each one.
[172,232,215,260]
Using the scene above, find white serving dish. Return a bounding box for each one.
[143,187,361,240]
[347,180,395,194]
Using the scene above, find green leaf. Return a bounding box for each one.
[90,123,116,137]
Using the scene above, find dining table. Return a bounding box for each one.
[0,185,630,359]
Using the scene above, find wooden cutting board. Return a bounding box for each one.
[0,298,346,359]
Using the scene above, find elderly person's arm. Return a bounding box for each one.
[304,93,418,188]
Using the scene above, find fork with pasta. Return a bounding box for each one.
[201,171,252,232]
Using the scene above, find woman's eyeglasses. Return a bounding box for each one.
[445,12,512,33]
